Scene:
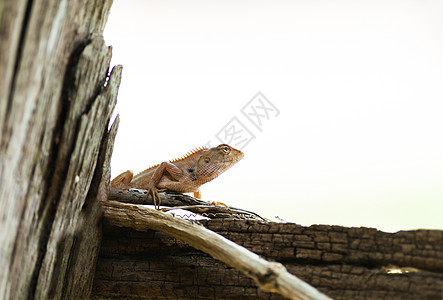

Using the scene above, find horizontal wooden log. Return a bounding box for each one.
[109,189,221,206]
[97,201,331,300]
[108,189,267,220]
[92,206,443,299]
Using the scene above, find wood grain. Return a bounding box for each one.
[0,0,118,298]
[99,200,332,300]
[94,202,443,299]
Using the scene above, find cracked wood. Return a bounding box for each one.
[0,0,119,298]
[93,206,443,299]
[98,200,332,300]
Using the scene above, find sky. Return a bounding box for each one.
[104,0,443,232]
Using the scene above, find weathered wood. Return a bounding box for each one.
[34,40,121,299]
[98,200,332,300]
[93,203,443,299]
[0,0,118,298]
[61,116,119,299]
[109,189,221,206]
[109,189,267,220]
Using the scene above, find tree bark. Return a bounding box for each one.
[0,0,119,299]
[93,200,443,299]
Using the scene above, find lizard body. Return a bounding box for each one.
[110,144,244,208]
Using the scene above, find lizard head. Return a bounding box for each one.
[196,144,244,184]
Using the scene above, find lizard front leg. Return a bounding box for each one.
[145,161,184,209]
[110,170,134,189]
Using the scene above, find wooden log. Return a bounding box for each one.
[108,189,267,220]
[109,189,219,206]
[93,201,443,299]
[0,0,119,298]
[98,200,332,300]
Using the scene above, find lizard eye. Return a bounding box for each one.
[204,157,210,163]
[222,145,230,153]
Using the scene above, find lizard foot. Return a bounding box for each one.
[210,201,228,208]
[146,187,165,210]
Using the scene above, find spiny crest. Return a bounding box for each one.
[136,146,208,175]
[169,146,208,163]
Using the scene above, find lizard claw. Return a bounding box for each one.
[146,187,164,209]
[210,201,228,208]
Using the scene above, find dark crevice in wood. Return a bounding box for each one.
[67,38,110,122]
[61,232,81,298]
[83,127,108,212]
[59,119,115,296]
[1,0,117,298]
[61,39,91,104]
[280,256,398,271]
[1,0,34,150]
[59,126,111,296]
[27,134,61,299]
[37,40,88,218]
[40,49,117,298]
[28,38,95,299]
[59,115,120,299]
[8,1,52,297]
[47,235,70,299]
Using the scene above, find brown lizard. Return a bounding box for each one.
[110,144,244,208]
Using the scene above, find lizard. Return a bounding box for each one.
[110,144,244,209]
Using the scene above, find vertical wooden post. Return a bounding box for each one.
[0,0,120,298]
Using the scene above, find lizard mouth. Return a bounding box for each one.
[226,155,244,164]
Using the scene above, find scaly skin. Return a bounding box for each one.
[110,144,244,208]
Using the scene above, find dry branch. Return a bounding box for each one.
[108,189,217,206]
[101,200,332,300]
[109,189,266,220]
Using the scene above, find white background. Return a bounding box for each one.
[104,0,443,232]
